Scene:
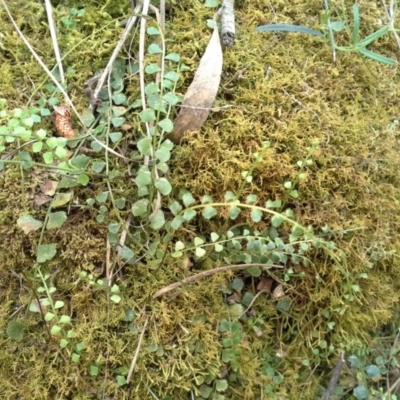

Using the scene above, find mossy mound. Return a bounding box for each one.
[1,0,400,399]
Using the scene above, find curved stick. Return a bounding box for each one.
[153,263,283,298]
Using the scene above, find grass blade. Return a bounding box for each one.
[322,0,337,62]
[356,25,390,48]
[352,4,360,44]
[256,24,325,37]
[358,48,397,65]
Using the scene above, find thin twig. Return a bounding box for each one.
[281,88,321,124]
[43,0,65,90]
[322,350,346,400]
[1,0,130,160]
[1,140,36,160]
[238,289,268,319]
[138,0,152,138]
[126,317,149,383]
[93,2,144,102]
[136,0,162,220]
[220,0,236,47]
[1,0,73,109]
[381,0,400,50]
[19,270,52,341]
[323,0,337,63]
[153,264,284,299]
[1,0,129,160]
[386,328,400,396]
[160,0,165,32]
[300,362,320,399]
[111,214,133,280]
[387,375,400,395]
[106,238,111,286]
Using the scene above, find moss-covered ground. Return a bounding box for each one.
[1,0,400,399]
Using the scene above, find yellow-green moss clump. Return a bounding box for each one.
[1,0,400,398]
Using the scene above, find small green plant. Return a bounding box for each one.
[78,271,122,303]
[4,2,392,398]
[322,3,397,65]
[0,98,74,172]
[61,7,86,30]
[340,349,399,399]
[2,17,188,387]
[256,3,397,65]
[27,269,80,357]
[261,352,285,396]
[219,318,243,372]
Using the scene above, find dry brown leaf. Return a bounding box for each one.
[34,194,51,207]
[271,284,285,299]
[40,179,58,196]
[169,26,223,144]
[227,292,241,304]
[121,123,133,131]
[257,277,273,293]
[219,365,229,378]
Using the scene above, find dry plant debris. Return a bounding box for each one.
[169,25,223,144]
[1,0,400,399]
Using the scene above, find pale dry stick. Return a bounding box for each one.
[300,362,320,399]
[177,104,241,112]
[322,350,346,400]
[92,1,144,102]
[220,0,235,47]
[136,3,152,162]
[138,0,151,139]
[149,3,160,30]
[238,289,268,319]
[136,0,163,220]
[83,73,103,108]
[149,3,162,88]
[1,140,36,160]
[126,316,149,384]
[387,375,400,395]
[1,0,74,110]
[281,88,321,124]
[106,237,111,286]
[323,0,337,63]
[111,214,133,280]
[381,0,400,50]
[160,0,165,32]
[101,237,114,400]
[1,0,130,162]
[386,328,400,396]
[153,264,284,299]
[43,0,65,86]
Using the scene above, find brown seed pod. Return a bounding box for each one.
[53,105,76,139]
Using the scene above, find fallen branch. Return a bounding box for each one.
[92,1,147,103]
[153,263,284,299]
[1,0,74,110]
[220,0,235,47]
[323,350,346,400]
[1,0,131,160]
[126,316,149,384]
[43,0,65,87]
[238,288,267,319]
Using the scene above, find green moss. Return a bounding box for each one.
[1,0,400,398]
